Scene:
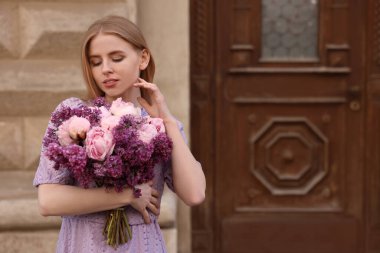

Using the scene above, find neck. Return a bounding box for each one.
[105,87,142,107]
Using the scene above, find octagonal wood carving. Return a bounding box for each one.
[250,117,328,195]
[265,132,313,181]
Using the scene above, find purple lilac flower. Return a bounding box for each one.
[152,133,173,163]
[45,143,67,170]
[63,145,89,187]
[91,97,111,109]
[103,155,124,178]
[43,127,59,149]
[50,105,101,128]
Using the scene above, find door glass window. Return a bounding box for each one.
[261,0,319,60]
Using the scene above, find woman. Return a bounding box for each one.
[33,15,206,253]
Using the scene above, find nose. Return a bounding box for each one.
[101,60,113,74]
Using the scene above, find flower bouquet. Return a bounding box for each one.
[42,97,173,248]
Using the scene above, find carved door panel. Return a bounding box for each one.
[191,0,373,252]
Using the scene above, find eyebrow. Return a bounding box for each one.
[89,50,125,58]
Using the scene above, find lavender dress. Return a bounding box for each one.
[33,97,185,253]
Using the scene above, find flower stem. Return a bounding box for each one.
[103,208,132,248]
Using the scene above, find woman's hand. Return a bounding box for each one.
[134,78,176,122]
[129,181,160,224]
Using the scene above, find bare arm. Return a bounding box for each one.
[164,119,206,206]
[38,182,159,223]
[38,184,131,216]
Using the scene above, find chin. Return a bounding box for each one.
[103,90,122,98]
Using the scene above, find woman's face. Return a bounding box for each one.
[88,33,148,102]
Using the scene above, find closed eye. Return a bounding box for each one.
[112,56,124,62]
[90,61,101,67]
[89,56,102,67]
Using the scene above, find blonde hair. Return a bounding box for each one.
[81,15,155,99]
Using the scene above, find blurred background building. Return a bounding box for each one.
[0,0,190,253]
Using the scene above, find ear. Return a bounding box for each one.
[139,49,150,70]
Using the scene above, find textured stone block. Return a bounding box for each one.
[0,171,36,200]
[0,199,61,230]
[24,117,50,170]
[0,230,59,253]
[0,117,59,171]
[0,90,86,117]
[19,2,132,59]
[0,61,85,91]
[0,2,18,58]
[0,118,23,170]
[0,171,61,230]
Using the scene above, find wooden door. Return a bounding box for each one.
[367,0,380,252]
[190,0,380,252]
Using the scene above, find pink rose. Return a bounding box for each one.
[110,98,141,117]
[85,127,114,161]
[101,115,120,131]
[138,123,158,143]
[57,120,75,146]
[68,116,91,140]
[99,106,111,118]
[148,117,165,133]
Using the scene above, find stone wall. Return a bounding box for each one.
[0,0,190,252]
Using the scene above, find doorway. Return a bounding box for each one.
[191,0,379,252]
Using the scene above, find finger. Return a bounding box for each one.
[133,81,150,87]
[151,188,159,198]
[150,196,159,208]
[137,77,147,83]
[142,209,151,224]
[134,82,158,92]
[137,78,158,89]
[133,81,148,86]
[137,78,152,84]
[148,203,160,216]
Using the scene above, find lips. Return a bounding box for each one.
[103,78,119,88]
